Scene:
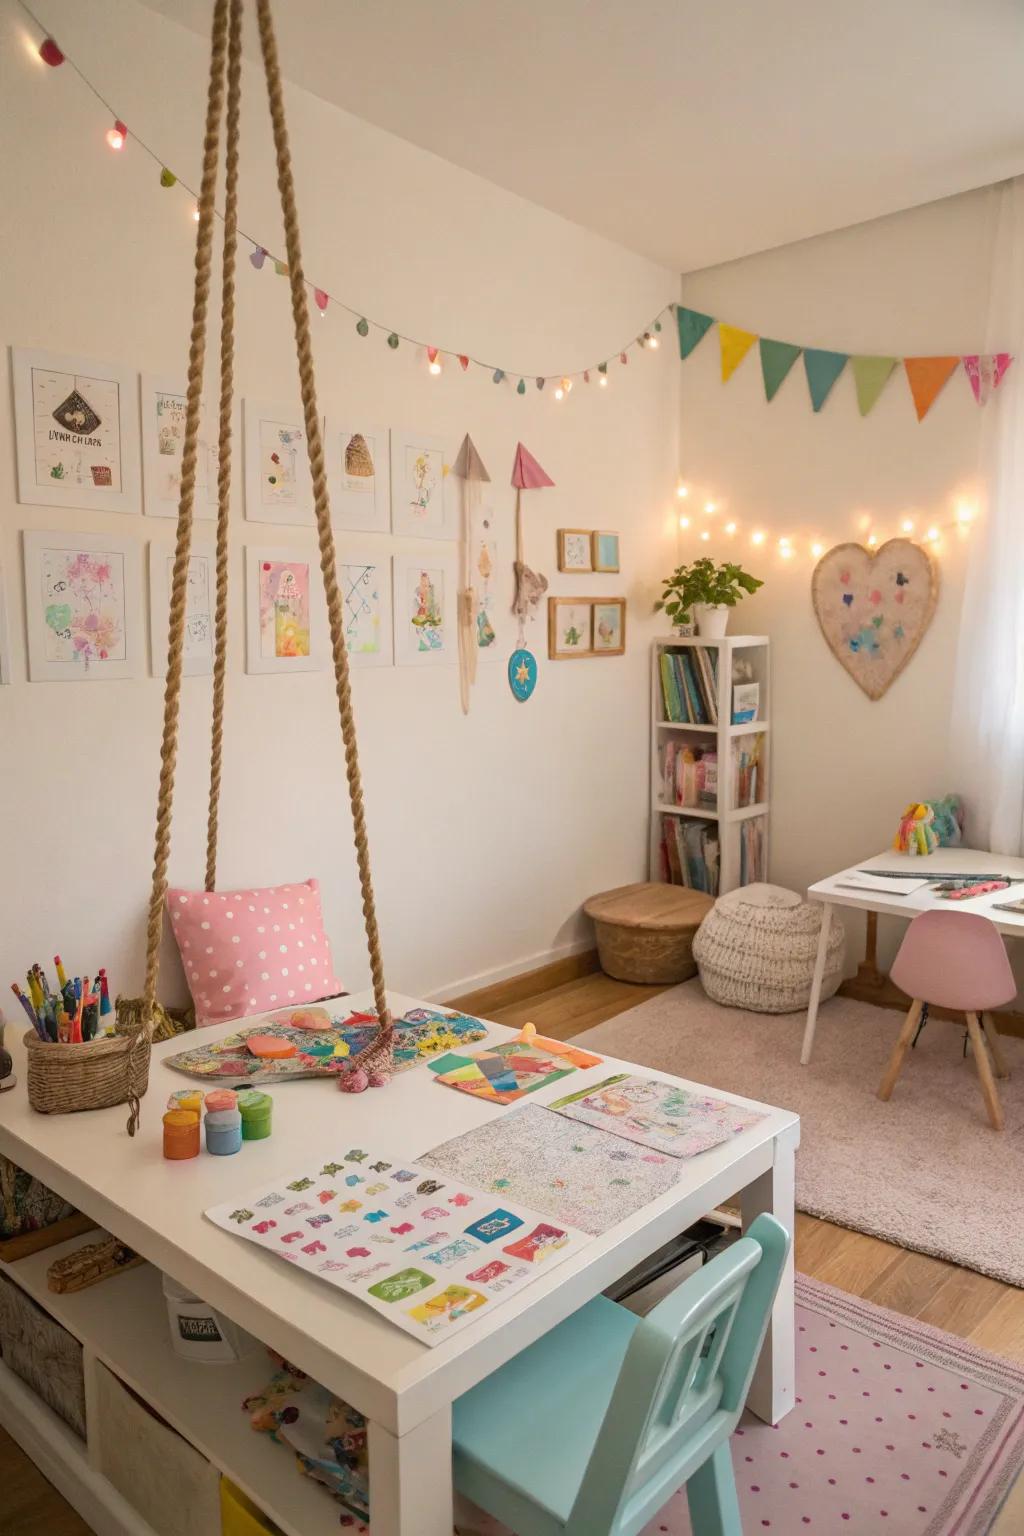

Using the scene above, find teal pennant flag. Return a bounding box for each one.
[677,306,715,360]
[759,338,802,402]
[803,348,848,412]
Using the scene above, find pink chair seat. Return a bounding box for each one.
[890,910,1016,1013]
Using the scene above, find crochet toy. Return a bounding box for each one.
[893,802,940,856]
[928,793,965,847]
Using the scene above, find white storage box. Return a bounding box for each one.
[162,1271,256,1363]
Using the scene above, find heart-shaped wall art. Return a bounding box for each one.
[811,538,938,700]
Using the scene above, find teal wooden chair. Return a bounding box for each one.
[453,1213,789,1536]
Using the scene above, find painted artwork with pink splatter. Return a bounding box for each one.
[40,547,127,669]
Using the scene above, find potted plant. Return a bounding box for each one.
[655,557,763,639]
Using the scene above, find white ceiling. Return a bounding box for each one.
[140,0,1024,272]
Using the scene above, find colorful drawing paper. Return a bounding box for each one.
[427,1035,603,1105]
[206,1142,591,1347]
[549,1073,768,1159]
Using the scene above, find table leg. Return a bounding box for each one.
[800,901,833,1065]
[368,1407,454,1536]
[741,1125,798,1425]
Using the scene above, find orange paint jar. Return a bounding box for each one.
[163,1108,200,1160]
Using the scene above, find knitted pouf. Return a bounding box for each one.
[692,882,844,1013]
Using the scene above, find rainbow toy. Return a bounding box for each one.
[893,802,940,856]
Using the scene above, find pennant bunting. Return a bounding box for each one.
[759,338,802,402]
[851,356,898,417]
[677,306,715,359]
[904,356,960,421]
[804,348,848,412]
[963,353,1012,405]
[719,324,758,383]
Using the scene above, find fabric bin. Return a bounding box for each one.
[0,1153,92,1261]
[0,1272,86,1437]
[220,1479,285,1536]
[94,1361,221,1536]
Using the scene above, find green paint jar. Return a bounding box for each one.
[237,1089,273,1141]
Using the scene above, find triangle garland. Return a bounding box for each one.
[719,324,758,383]
[804,349,848,412]
[904,356,960,421]
[963,353,1013,406]
[677,307,715,359]
[851,356,898,417]
[759,338,802,402]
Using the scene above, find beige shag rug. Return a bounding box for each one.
[573,983,1024,1287]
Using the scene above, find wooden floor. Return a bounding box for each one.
[5,967,1023,1533]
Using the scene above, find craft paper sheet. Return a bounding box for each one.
[421,1103,682,1236]
[206,1143,591,1347]
[428,1035,603,1105]
[549,1073,767,1159]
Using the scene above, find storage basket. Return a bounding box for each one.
[0,1272,86,1437]
[221,1479,285,1536]
[692,882,844,1013]
[0,1154,92,1261]
[24,1016,150,1116]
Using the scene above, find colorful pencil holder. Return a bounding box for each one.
[163,1109,200,1161]
[205,1107,243,1157]
[24,1013,151,1117]
[237,1090,272,1141]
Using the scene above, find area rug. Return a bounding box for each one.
[569,983,1024,1287]
[455,1275,1024,1536]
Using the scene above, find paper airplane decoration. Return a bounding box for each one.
[453,434,492,714]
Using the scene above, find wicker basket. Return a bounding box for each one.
[24,1025,150,1115]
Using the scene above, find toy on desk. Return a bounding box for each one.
[47,1233,143,1294]
[893,802,940,856]
[928,793,965,847]
[935,879,1010,902]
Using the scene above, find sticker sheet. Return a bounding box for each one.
[427,1035,603,1105]
[421,1104,682,1235]
[548,1073,768,1159]
[165,1005,488,1082]
[206,1143,591,1347]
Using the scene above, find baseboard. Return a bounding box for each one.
[440,945,601,1016]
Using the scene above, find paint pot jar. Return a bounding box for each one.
[204,1088,238,1114]
[167,1088,203,1117]
[163,1109,200,1160]
[204,1107,243,1157]
[237,1089,272,1141]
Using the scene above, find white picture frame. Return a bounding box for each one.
[140,374,220,520]
[22,529,143,682]
[244,545,326,675]
[243,399,317,525]
[337,549,393,668]
[392,551,459,666]
[12,347,140,514]
[390,429,453,540]
[0,564,11,684]
[148,538,216,678]
[325,421,391,533]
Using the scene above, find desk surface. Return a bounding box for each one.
[0,990,797,1434]
[808,847,1024,932]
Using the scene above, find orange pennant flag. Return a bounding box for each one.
[719,324,758,383]
[903,356,960,421]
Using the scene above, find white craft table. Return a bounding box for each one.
[0,991,799,1536]
[802,847,1024,1064]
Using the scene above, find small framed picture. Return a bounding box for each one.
[337,549,393,667]
[148,538,216,678]
[243,399,317,525]
[244,546,326,674]
[557,529,593,573]
[22,529,143,682]
[592,531,620,573]
[12,347,140,514]
[392,551,458,665]
[592,598,626,655]
[548,597,593,659]
[390,430,453,539]
[325,421,391,533]
[141,374,220,519]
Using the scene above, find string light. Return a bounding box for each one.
[598,375,609,388]
[724,522,737,535]
[926,526,940,542]
[751,531,765,545]
[704,500,716,514]
[901,517,915,533]
[866,533,878,547]
[105,119,127,151]
[780,545,793,559]
[427,347,442,376]
[314,288,328,316]
[700,530,711,541]
[811,541,824,557]
[675,492,978,560]
[679,516,690,529]
[191,204,200,222]
[555,376,574,401]
[648,333,660,349]
[956,502,975,524]
[39,36,64,66]
[676,484,689,500]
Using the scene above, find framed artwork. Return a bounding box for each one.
[140,374,220,520]
[392,551,458,666]
[390,430,452,539]
[592,531,620,573]
[811,538,938,699]
[148,539,215,678]
[548,598,593,659]
[243,399,316,526]
[557,529,593,573]
[592,598,626,654]
[12,347,140,514]
[337,550,393,667]
[244,546,326,675]
[22,529,143,682]
[325,421,391,533]
[471,503,503,661]
[0,564,11,684]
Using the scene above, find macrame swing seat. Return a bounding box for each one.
[124,0,393,1133]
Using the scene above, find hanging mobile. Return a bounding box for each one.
[508,441,554,702]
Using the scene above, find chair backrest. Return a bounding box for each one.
[566,1212,790,1536]
[890,909,1016,1012]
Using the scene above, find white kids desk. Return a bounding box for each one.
[802,847,1024,1064]
[0,992,799,1536]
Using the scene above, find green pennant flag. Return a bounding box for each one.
[851,356,898,417]
[759,338,802,402]
[804,348,848,412]
[677,306,715,360]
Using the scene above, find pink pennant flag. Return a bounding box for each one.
[510,441,555,490]
[963,353,1012,405]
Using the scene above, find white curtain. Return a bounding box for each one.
[951,177,1024,854]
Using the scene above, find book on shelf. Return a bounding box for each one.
[740,816,766,885]
[732,733,765,809]
[732,682,759,724]
[660,741,718,809]
[658,647,719,724]
[659,813,720,896]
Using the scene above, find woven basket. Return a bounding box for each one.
[24,1023,150,1115]
[692,882,845,1013]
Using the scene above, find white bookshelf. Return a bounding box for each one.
[650,635,771,895]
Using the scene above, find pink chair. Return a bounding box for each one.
[877,910,1014,1130]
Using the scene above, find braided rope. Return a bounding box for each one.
[131,0,229,1134]
[205,0,242,893]
[255,0,393,1075]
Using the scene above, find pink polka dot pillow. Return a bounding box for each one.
[167,878,345,1027]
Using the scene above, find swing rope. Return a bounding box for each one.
[129,0,393,1134]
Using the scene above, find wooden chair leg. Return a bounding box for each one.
[981,1013,1010,1079]
[878,998,924,1102]
[965,1012,1005,1131]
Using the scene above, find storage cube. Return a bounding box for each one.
[0,1272,86,1437]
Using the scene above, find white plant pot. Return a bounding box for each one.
[694,603,729,639]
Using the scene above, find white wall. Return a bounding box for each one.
[0,0,680,1005]
[678,187,996,964]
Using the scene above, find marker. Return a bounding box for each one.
[54,954,68,989]
[98,969,112,1017]
[11,983,47,1040]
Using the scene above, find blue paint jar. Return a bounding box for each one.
[204,1106,242,1156]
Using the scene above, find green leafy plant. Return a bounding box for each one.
[655,557,763,626]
